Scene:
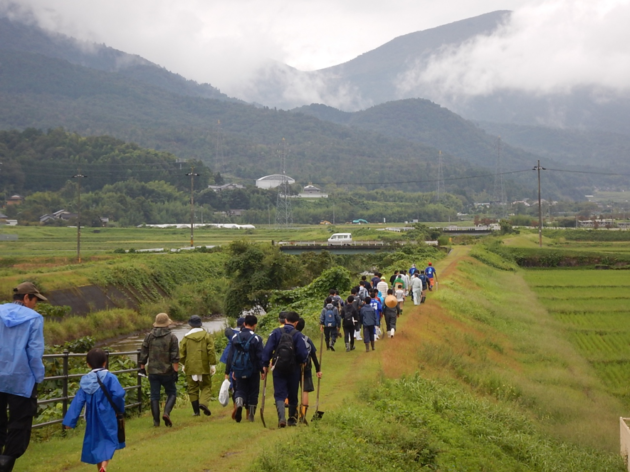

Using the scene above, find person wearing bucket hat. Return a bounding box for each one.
[0,282,46,472]
[139,314,179,428]
[180,316,216,417]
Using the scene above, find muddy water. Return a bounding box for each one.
[107,316,227,353]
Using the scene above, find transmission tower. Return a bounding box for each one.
[275,138,293,227]
[214,119,224,173]
[436,150,444,202]
[493,137,507,218]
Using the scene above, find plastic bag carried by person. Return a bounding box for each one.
[354,330,362,341]
[218,379,231,407]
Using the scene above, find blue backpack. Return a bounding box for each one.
[324,308,336,327]
[231,332,256,379]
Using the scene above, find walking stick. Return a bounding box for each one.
[312,331,325,421]
[260,361,272,428]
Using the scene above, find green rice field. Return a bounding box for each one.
[524,269,630,402]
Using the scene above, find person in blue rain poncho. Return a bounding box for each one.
[63,348,125,472]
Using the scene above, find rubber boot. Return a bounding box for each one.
[199,403,211,416]
[151,400,161,427]
[0,455,16,472]
[276,400,287,428]
[288,404,298,426]
[371,341,375,351]
[191,400,200,416]
[248,405,256,422]
[162,395,176,427]
[345,343,350,352]
[365,343,370,353]
[233,397,244,423]
[390,328,395,338]
[299,405,309,424]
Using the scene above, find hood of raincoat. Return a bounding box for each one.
[184,328,207,341]
[151,327,172,338]
[325,303,334,310]
[0,303,41,328]
[80,369,109,395]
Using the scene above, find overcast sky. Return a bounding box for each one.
[2,0,628,101]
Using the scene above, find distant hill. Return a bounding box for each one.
[477,121,630,172]
[246,11,630,136]
[0,16,238,103]
[0,48,502,199]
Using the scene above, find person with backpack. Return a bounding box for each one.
[139,313,179,428]
[63,348,125,472]
[179,315,216,418]
[389,270,399,286]
[262,311,309,428]
[411,273,424,307]
[359,297,378,352]
[295,318,321,423]
[319,297,341,351]
[219,317,244,406]
[425,262,438,291]
[409,264,418,276]
[418,270,428,303]
[383,289,399,338]
[369,290,383,339]
[351,288,363,341]
[358,281,369,301]
[225,314,263,423]
[341,295,359,351]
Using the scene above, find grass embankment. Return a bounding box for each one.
[0,253,229,345]
[17,248,625,471]
[524,270,630,406]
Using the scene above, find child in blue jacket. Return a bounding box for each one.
[63,348,126,472]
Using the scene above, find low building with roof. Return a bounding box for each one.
[298,184,328,198]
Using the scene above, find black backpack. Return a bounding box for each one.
[231,332,256,379]
[273,329,298,374]
[342,305,355,326]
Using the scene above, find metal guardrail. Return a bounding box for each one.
[33,349,142,430]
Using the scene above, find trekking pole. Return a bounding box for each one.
[260,360,273,428]
[299,364,307,426]
[312,331,325,421]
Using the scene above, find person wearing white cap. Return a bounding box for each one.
[0,282,47,472]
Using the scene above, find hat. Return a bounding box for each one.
[153,313,173,327]
[13,282,47,301]
[236,317,246,327]
[188,315,202,328]
[428,262,432,266]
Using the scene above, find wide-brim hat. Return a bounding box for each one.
[188,315,202,328]
[14,282,48,301]
[153,313,173,327]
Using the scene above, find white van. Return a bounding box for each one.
[327,233,352,246]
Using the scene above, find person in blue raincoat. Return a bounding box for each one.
[63,348,125,472]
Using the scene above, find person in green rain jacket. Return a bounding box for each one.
[179,316,216,417]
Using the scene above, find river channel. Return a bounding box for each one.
[106,316,228,352]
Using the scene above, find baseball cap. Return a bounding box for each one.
[13,282,47,301]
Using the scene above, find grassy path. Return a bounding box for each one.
[17,255,455,472]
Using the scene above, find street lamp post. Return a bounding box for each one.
[186,168,200,247]
[72,172,87,262]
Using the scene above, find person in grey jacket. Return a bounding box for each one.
[319,297,341,351]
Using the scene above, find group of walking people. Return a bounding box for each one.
[0,261,438,471]
[318,262,438,354]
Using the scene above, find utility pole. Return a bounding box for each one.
[186,167,200,247]
[533,160,546,247]
[72,171,87,262]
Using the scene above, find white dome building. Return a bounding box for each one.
[256,174,295,189]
